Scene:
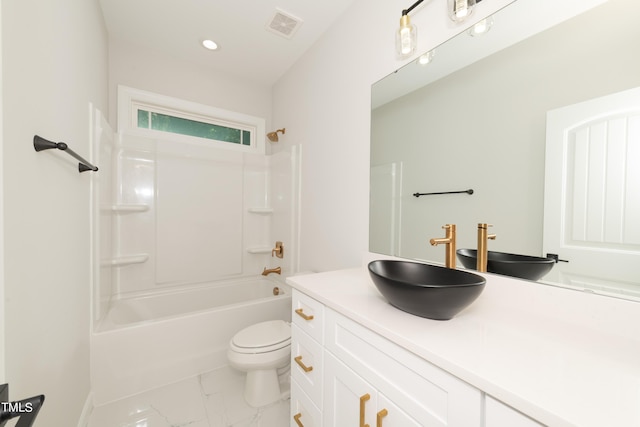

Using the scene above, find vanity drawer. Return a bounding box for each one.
[324,308,482,427]
[292,290,324,343]
[291,324,324,407]
[291,378,322,427]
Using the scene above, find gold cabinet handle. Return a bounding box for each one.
[295,308,314,321]
[377,409,388,427]
[294,355,313,372]
[360,393,371,427]
[293,412,304,427]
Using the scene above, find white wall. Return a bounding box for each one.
[272,0,513,272]
[0,0,5,382]
[108,40,273,137]
[2,0,108,425]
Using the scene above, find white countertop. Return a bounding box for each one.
[286,262,640,427]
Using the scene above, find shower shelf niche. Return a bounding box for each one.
[106,204,150,214]
[246,247,272,254]
[107,254,149,267]
[248,207,273,214]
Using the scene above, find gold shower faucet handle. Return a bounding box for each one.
[272,241,284,258]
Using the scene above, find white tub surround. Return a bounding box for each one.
[286,263,640,427]
[92,109,301,306]
[107,133,276,296]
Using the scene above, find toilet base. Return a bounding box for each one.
[279,378,291,401]
[244,369,281,407]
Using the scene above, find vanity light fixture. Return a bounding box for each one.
[416,50,435,65]
[397,0,484,59]
[468,16,493,36]
[448,0,476,22]
[396,0,424,59]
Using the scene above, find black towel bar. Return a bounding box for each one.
[0,384,45,427]
[413,189,474,197]
[33,135,98,173]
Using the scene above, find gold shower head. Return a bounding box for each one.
[267,128,286,142]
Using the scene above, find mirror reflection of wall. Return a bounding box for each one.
[370,0,640,293]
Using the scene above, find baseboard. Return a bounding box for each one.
[77,391,93,427]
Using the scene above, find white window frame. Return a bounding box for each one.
[117,85,266,154]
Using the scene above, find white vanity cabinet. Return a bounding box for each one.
[290,290,483,427]
[323,308,482,427]
[291,291,325,426]
[291,379,322,427]
[287,267,640,426]
[323,352,422,427]
[485,396,544,427]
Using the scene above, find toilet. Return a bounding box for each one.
[227,319,291,407]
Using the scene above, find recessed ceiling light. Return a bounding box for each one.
[202,39,218,50]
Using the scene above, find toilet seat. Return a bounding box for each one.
[230,320,291,354]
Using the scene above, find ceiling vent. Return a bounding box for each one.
[266,9,303,39]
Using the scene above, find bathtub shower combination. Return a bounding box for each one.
[89,106,300,406]
[92,277,292,404]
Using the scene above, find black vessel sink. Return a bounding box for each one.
[456,249,555,281]
[367,260,486,321]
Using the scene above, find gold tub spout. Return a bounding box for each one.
[262,266,281,276]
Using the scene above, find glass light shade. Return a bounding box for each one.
[468,16,494,36]
[396,15,417,58]
[448,0,476,22]
[416,50,435,65]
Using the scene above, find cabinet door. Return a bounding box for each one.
[485,396,543,427]
[323,353,422,427]
[323,352,377,427]
[376,393,422,427]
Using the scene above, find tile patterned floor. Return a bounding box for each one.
[88,366,290,427]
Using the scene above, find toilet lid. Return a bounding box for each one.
[232,320,291,350]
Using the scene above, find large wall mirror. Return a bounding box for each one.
[370,0,640,299]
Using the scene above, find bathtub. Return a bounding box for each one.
[91,277,292,405]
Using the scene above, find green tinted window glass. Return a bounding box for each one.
[137,109,250,145]
[138,110,150,129]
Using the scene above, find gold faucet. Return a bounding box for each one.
[271,241,284,258]
[430,224,457,269]
[476,223,496,272]
[262,266,281,276]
